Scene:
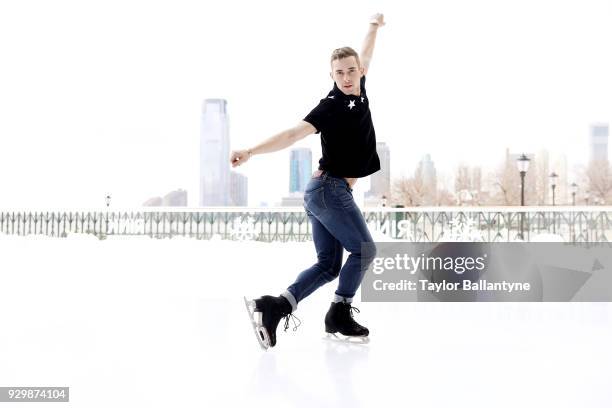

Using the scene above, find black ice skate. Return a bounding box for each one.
[243,295,300,350]
[324,301,370,344]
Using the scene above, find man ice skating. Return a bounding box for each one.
[232,13,385,349]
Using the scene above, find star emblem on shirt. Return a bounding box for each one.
[361,97,365,103]
[348,100,356,110]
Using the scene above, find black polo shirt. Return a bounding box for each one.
[303,75,381,178]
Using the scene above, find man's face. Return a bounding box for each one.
[330,56,364,96]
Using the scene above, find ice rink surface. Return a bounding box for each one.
[1,233,611,407]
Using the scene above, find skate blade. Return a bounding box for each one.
[243,296,271,350]
[324,332,370,345]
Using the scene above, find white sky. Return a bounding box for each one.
[1,0,611,208]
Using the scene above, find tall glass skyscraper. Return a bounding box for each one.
[200,99,230,206]
[590,123,609,162]
[367,142,391,198]
[289,148,312,193]
[417,154,436,185]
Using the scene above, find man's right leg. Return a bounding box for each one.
[283,209,343,311]
[282,174,343,311]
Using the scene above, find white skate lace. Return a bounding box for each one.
[282,313,302,332]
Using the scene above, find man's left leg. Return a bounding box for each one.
[313,182,377,337]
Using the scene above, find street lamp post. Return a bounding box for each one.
[549,172,558,206]
[549,172,558,233]
[516,154,530,240]
[105,194,111,236]
[570,183,578,206]
[570,183,578,242]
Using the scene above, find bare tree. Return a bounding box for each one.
[392,175,456,207]
[455,165,471,193]
[454,164,484,205]
[532,152,549,205]
[435,188,456,206]
[391,176,426,206]
[492,159,520,205]
[585,160,612,204]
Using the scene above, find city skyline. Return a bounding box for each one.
[1,0,611,208]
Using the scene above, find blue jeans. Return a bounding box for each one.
[283,172,376,311]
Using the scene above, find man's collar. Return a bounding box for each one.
[329,82,362,100]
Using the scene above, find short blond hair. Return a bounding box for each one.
[330,47,361,67]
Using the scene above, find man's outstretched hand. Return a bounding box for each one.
[230,149,251,168]
[370,13,385,27]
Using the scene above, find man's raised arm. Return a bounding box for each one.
[360,13,385,76]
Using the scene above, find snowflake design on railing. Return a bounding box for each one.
[229,216,257,241]
[441,218,484,242]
